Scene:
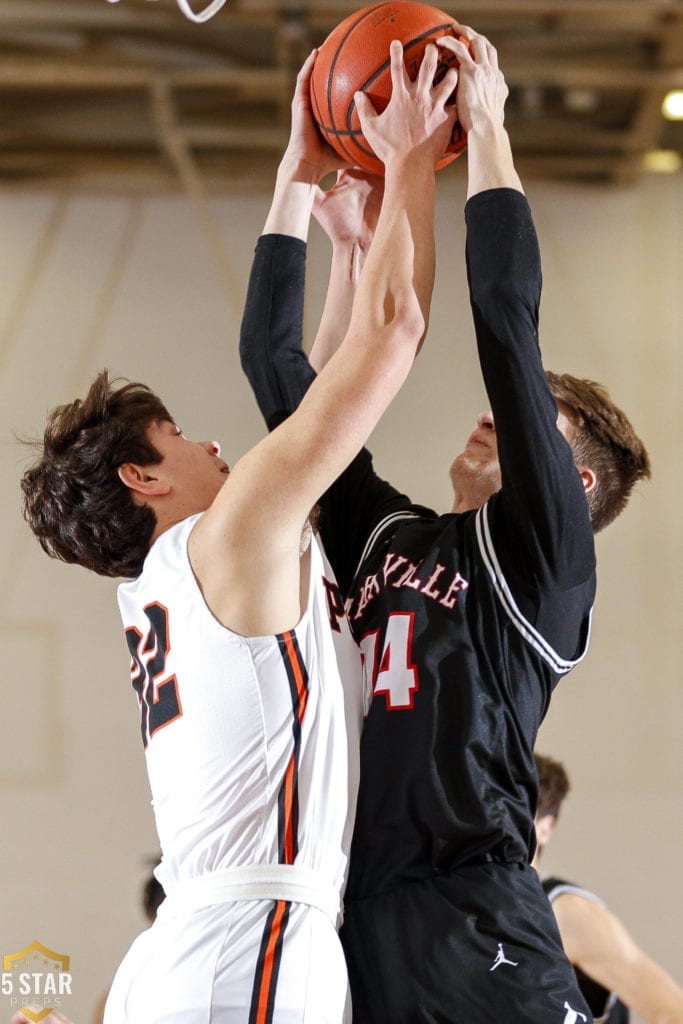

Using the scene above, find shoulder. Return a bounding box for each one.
[354,504,441,574]
[549,882,615,961]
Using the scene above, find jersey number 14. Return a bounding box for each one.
[359,612,420,711]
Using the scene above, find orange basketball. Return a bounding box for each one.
[310,1,466,175]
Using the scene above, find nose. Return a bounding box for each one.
[477,410,495,431]
[202,440,221,457]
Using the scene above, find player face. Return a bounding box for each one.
[147,419,230,514]
[449,409,501,506]
[531,812,557,869]
[449,401,578,510]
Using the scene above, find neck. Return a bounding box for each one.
[451,495,484,514]
[450,480,491,514]
[150,506,196,543]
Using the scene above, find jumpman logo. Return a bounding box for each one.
[489,942,519,972]
[563,1002,588,1024]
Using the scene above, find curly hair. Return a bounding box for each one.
[546,371,651,533]
[21,370,173,579]
[534,752,571,819]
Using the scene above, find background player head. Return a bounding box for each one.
[531,751,571,865]
[449,372,651,531]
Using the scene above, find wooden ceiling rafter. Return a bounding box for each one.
[0,0,680,191]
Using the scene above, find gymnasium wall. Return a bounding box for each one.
[0,166,680,1022]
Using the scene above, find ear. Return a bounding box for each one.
[535,813,557,850]
[118,462,171,499]
[577,465,597,495]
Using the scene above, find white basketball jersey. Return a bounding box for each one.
[117,513,363,903]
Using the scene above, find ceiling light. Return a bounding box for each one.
[105,0,228,21]
[642,149,683,174]
[563,88,599,113]
[661,90,683,120]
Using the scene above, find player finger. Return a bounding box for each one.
[294,48,317,98]
[416,42,439,92]
[484,38,500,72]
[354,90,378,132]
[451,24,478,45]
[437,34,473,67]
[462,27,499,71]
[298,48,317,80]
[432,65,459,107]
[461,29,491,67]
[388,39,410,93]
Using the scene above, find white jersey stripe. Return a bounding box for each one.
[544,881,606,908]
[354,510,421,579]
[475,504,592,675]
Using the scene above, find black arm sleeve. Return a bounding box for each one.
[465,189,595,646]
[238,232,415,594]
[239,234,315,431]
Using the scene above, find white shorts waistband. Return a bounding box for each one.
[159,865,341,926]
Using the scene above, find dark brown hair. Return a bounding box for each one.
[547,371,651,533]
[534,752,571,819]
[21,370,173,579]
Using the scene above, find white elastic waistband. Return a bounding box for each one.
[159,865,341,926]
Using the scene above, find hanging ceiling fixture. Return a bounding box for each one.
[105,0,229,24]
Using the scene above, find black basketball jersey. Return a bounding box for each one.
[543,877,630,1024]
[319,465,593,900]
[240,188,597,901]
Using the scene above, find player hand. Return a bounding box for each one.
[313,169,384,250]
[283,49,351,181]
[437,28,508,135]
[355,41,458,169]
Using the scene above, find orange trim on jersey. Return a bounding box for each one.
[276,630,310,866]
[250,899,289,1024]
[281,631,308,725]
[281,757,296,865]
[249,632,308,1021]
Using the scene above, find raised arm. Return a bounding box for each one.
[553,892,683,1024]
[239,167,383,429]
[238,53,381,427]
[450,29,594,598]
[308,169,384,372]
[261,49,346,243]
[238,49,345,430]
[439,27,523,197]
[197,42,457,636]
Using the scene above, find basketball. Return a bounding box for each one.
[310,1,466,175]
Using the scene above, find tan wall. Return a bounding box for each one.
[1,168,680,1022]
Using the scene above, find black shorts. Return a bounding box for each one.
[340,861,593,1023]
